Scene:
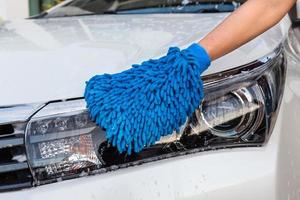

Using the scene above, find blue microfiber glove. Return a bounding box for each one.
[84,43,211,154]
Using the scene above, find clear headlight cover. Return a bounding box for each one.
[25,46,286,185]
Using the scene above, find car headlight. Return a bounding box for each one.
[25,46,286,185]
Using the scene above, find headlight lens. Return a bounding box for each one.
[26,101,106,182]
[25,47,286,185]
[199,87,264,139]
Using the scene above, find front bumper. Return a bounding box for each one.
[1,133,278,200]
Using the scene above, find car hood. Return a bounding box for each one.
[0,13,286,106]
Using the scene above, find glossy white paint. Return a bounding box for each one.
[276,36,300,200]
[0,13,288,106]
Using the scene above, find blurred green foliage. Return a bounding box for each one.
[41,0,65,11]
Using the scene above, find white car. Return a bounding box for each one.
[0,0,300,199]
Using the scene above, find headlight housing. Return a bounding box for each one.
[25,46,286,185]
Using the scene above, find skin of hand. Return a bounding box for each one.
[199,0,297,61]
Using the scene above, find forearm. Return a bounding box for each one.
[199,0,296,60]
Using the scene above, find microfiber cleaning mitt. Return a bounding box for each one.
[84,43,211,154]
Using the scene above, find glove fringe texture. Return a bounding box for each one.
[84,43,211,154]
